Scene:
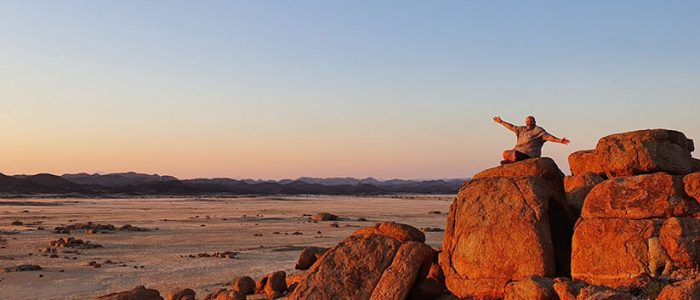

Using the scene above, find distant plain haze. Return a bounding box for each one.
[1,1,698,180]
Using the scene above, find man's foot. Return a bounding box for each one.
[500,160,513,165]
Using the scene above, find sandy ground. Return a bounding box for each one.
[0,195,452,299]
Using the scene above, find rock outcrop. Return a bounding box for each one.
[469,158,576,277]
[439,175,557,299]
[563,172,604,215]
[287,222,434,300]
[569,129,697,177]
[570,130,700,289]
[473,157,564,192]
[581,173,698,220]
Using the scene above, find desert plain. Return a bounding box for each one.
[0,195,451,299]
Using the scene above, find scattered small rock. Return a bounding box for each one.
[295,247,328,270]
[95,285,162,300]
[311,213,338,222]
[167,287,196,300]
[49,237,102,249]
[2,264,42,272]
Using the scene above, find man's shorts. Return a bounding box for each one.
[514,151,531,161]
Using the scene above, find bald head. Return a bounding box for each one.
[525,116,536,129]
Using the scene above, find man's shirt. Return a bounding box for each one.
[513,126,553,158]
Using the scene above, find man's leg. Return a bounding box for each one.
[501,150,516,165]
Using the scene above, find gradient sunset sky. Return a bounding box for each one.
[1,1,698,180]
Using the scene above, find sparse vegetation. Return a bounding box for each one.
[633,280,669,300]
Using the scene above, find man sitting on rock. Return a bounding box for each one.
[493,115,570,165]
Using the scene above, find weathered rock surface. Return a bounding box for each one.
[575,285,637,300]
[439,177,556,299]
[472,157,565,192]
[96,285,163,300]
[285,272,304,293]
[166,288,195,300]
[231,276,255,299]
[570,129,696,177]
[370,241,434,300]
[582,173,698,219]
[552,277,583,300]
[656,277,700,300]
[294,246,327,270]
[572,218,659,288]
[564,172,604,215]
[503,276,556,300]
[407,250,445,300]
[288,222,431,300]
[685,172,700,202]
[469,158,576,277]
[569,150,606,177]
[352,222,425,243]
[257,271,286,299]
[660,217,700,269]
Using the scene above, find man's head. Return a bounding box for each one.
[525,116,536,129]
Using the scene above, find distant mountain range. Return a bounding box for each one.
[0,172,466,197]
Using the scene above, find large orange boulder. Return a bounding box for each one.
[471,158,575,277]
[685,172,700,203]
[564,172,604,215]
[352,222,425,243]
[370,241,435,300]
[569,150,605,177]
[439,177,556,299]
[571,218,660,288]
[660,217,700,269]
[473,158,565,192]
[582,173,698,219]
[287,222,432,300]
[570,129,696,178]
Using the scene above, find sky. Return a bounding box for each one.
[0,1,698,180]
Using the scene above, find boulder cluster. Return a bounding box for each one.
[438,128,699,299]
[568,130,700,292]
[96,128,699,299]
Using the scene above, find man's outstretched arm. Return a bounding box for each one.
[493,116,517,133]
[544,134,571,145]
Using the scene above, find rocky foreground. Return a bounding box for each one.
[23,129,700,299]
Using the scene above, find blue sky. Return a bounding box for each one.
[1,1,698,179]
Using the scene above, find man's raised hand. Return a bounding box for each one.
[561,137,571,145]
[493,116,502,124]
